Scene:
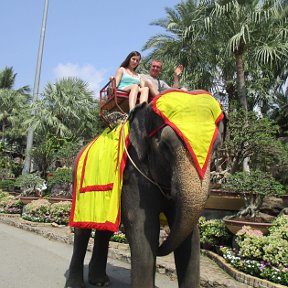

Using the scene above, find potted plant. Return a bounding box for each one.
[222,170,286,235]
[14,173,47,203]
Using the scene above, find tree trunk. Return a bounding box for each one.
[235,52,247,112]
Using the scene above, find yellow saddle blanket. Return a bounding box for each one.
[69,123,129,231]
[152,90,224,179]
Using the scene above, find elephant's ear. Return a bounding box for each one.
[214,112,228,149]
[128,102,150,160]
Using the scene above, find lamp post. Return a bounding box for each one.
[23,0,49,173]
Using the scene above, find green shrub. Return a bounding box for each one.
[221,246,288,285]
[47,167,72,197]
[238,235,266,260]
[262,236,288,267]
[0,191,9,200]
[199,216,232,249]
[223,170,286,218]
[0,179,15,192]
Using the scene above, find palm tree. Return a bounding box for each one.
[27,77,104,141]
[0,67,30,94]
[143,0,288,112]
[198,0,288,111]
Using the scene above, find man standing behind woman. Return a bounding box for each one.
[114,51,149,112]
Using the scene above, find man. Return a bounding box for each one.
[141,59,185,98]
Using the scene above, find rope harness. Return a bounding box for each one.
[121,123,172,199]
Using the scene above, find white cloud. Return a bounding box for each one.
[53,63,106,96]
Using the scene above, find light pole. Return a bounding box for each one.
[23,0,49,173]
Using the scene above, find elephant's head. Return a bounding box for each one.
[128,91,227,256]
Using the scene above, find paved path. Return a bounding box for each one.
[0,222,177,288]
[1,214,283,288]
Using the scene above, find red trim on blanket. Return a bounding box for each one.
[151,90,223,180]
[80,137,98,190]
[80,183,113,192]
[148,123,166,138]
[69,142,91,226]
[69,216,120,232]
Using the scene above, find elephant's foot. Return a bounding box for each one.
[88,274,110,287]
[65,278,85,288]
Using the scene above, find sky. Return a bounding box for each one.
[0,0,181,97]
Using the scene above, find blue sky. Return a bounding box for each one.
[0,0,180,96]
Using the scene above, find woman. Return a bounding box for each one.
[114,51,149,111]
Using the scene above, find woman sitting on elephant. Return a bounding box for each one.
[114,51,149,111]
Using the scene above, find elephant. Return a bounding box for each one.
[65,92,226,288]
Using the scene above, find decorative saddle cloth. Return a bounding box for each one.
[69,123,129,231]
[152,90,224,179]
[69,90,224,231]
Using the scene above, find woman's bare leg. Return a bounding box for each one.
[123,84,140,111]
[139,87,149,104]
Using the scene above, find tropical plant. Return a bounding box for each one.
[27,77,104,141]
[0,179,15,192]
[144,0,288,113]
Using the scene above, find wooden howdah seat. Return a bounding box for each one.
[99,77,130,127]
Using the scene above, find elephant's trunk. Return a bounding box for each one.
[158,146,210,256]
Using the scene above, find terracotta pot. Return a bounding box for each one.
[223,217,272,235]
[205,190,245,211]
[48,197,72,204]
[18,196,41,204]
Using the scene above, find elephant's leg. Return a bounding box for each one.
[174,225,200,288]
[66,228,91,288]
[123,207,160,288]
[88,230,113,286]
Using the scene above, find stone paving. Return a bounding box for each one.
[0,214,285,288]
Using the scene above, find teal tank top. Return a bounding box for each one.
[118,69,140,90]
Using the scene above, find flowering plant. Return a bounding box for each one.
[21,198,71,225]
[46,201,71,225]
[22,199,51,222]
[110,231,128,243]
[221,247,288,285]
[0,193,23,214]
[220,215,288,285]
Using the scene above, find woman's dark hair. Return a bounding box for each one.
[120,51,141,69]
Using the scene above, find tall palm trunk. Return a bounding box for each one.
[235,51,247,112]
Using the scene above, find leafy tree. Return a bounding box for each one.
[27,77,104,141]
[0,67,31,177]
[143,0,288,112]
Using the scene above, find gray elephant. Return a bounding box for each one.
[66,91,226,288]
